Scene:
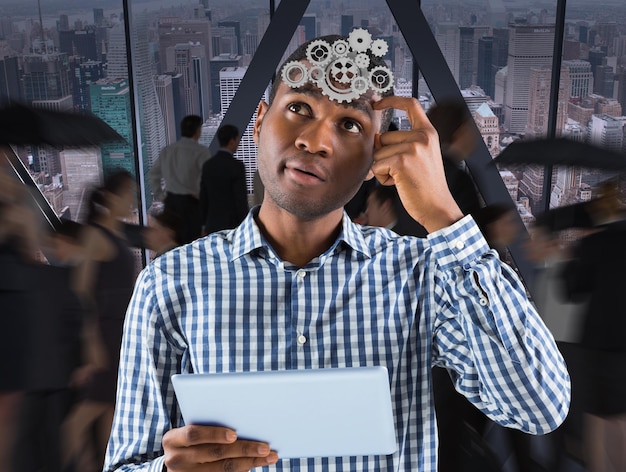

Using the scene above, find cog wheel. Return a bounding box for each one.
[308,66,325,84]
[330,58,359,84]
[351,76,369,95]
[369,66,394,94]
[281,61,309,88]
[332,39,349,57]
[317,67,363,103]
[306,39,333,66]
[371,38,389,57]
[348,28,372,53]
[354,53,370,69]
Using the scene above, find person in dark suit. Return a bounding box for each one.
[199,124,249,235]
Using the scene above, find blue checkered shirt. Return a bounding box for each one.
[104,212,570,472]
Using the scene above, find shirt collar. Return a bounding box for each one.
[230,207,372,262]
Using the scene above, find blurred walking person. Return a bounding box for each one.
[61,170,138,472]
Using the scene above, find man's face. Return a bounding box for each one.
[254,81,383,220]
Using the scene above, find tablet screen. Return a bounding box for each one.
[171,366,397,459]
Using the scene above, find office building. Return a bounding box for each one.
[505,24,555,134]
[588,114,624,151]
[435,22,460,86]
[0,55,21,104]
[217,21,241,56]
[59,147,103,221]
[526,66,569,138]
[477,36,495,98]
[59,29,98,61]
[459,26,491,89]
[562,60,593,99]
[90,78,135,180]
[158,17,212,76]
[474,102,501,158]
[155,74,177,145]
[219,66,260,194]
[209,53,242,114]
[72,60,105,112]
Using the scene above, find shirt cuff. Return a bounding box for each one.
[426,214,492,271]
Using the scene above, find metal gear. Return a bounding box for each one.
[351,76,369,95]
[371,39,389,57]
[317,66,364,103]
[281,61,309,88]
[354,53,370,69]
[330,58,360,84]
[308,66,325,84]
[369,66,394,94]
[332,39,349,57]
[348,28,372,53]
[306,39,333,67]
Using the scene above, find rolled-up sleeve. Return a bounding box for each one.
[428,215,570,434]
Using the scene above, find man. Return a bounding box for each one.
[105,31,570,472]
[149,115,211,244]
[199,124,249,235]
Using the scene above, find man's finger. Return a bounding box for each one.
[163,425,237,448]
[372,96,431,130]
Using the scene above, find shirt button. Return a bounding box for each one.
[455,240,465,250]
[479,297,488,306]
[296,270,306,278]
[297,334,307,345]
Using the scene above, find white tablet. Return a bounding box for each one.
[171,366,397,459]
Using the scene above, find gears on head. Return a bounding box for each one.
[280,29,394,104]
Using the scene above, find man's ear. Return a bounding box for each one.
[253,101,269,145]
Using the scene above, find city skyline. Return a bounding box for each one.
[1,0,625,238]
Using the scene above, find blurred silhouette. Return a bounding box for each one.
[474,203,519,260]
[0,152,40,472]
[149,115,211,244]
[0,103,125,147]
[493,137,626,171]
[143,210,183,258]
[363,183,426,236]
[427,99,483,218]
[61,170,138,472]
[14,220,85,472]
[427,101,491,472]
[559,180,626,472]
[199,124,249,235]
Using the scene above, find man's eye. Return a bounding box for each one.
[287,103,309,115]
[343,120,362,134]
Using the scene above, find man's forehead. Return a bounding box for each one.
[277,80,381,114]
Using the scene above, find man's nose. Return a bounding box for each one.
[295,121,333,156]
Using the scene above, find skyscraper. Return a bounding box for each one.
[459,26,490,89]
[477,36,494,98]
[562,60,594,99]
[109,15,166,205]
[505,24,555,134]
[22,44,72,178]
[219,66,261,194]
[435,22,460,86]
[209,53,242,114]
[155,75,177,145]
[526,66,569,138]
[73,60,105,111]
[0,55,21,104]
[89,78,134,179]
